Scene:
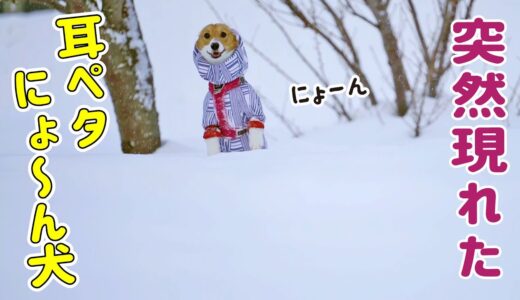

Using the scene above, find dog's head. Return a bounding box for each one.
[196,23,238,64]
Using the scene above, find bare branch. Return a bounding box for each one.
[383,0,391,10]
[203,0,224,22]
[256,90,304,138]
[464,0,475,19]
[407,0,430,66]
[432,0,457,66]
[320,0,361,65]
[426,0,459,96]
[244,40,298,84]
[314,39,327,81]
[343,0,378,28]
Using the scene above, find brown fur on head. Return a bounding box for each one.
[196,23,238,64]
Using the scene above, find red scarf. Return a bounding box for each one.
[209,77,242,138]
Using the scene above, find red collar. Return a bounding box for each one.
[208,77,244,139]
[208,77,243,95]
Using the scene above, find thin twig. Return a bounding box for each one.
[343,0,378,28]
[256,90,304,138]
[407,0,431,66]
[203,0,224,22]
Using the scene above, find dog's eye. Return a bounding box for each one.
[220,32,227,38]
[204,33,210,39]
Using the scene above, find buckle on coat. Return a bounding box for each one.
[211,77,245,94]
[236,128,248,136]
[213,84,224,94]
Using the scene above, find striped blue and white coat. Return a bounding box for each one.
[193,33,266,152]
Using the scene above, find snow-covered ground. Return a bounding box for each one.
[1,1,519,299]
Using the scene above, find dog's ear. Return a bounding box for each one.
[195,25,210,50]
[230,29,240,48]
[231,29,239,40]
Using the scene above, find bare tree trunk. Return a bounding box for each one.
[99,0,161,153]
[364,0,410,116]
[425,0,458,98]
[28,0,162,154]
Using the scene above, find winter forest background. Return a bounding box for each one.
[0,0,519,299]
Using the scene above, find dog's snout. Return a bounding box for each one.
[211,42,220,51]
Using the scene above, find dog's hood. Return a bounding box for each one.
[193,30,248,85]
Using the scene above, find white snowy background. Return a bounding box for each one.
[0,0,519,299]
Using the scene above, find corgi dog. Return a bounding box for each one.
[194,24,266,155]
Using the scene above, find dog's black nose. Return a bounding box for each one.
[211,42,219,51]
